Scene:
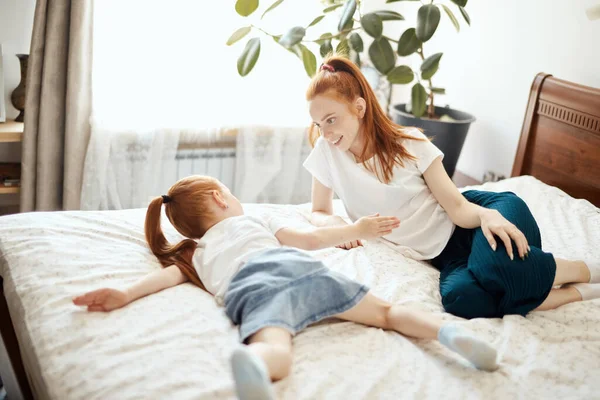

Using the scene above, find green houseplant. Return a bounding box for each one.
[228,0,475,177]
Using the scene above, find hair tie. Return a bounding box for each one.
[161,195,172,204]
[320,63,335,73]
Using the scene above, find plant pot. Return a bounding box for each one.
[10,54,28,123]
[391,104,475,178]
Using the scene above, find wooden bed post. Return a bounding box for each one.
[511,73,552,177]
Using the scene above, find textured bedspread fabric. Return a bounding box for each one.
[0,176,598,399]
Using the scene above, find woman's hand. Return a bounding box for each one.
[73,288,131,312]
[354,213,400,241]
[480,209,529,260]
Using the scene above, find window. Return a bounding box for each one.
[92,0,331,129]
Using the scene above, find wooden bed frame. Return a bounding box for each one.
[512,73,600,206]
[1,73,599,399]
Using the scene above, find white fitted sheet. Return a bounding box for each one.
[0,176,598,399]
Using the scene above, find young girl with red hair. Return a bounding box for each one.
[74,175,498,400]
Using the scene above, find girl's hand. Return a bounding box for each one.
[354,213,400,241]
[327,216,363,249]
[480,209,529,260]
[73,288,131,312]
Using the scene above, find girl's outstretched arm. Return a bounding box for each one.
[276,214,400,251]
[73,265,189,312]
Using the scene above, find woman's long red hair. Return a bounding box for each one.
[144,175,222,291]
[306,55,424,183]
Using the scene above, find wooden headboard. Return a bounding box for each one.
[512,73,600,207]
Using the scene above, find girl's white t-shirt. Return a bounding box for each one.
[192,215,287,304]
[303,128,455,260]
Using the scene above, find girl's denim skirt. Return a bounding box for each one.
[224,247,369,342]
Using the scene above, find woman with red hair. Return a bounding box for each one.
[304,55,599,319]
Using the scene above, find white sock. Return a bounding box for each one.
[438,323,498,372]
[569,283,600,301]
[230,347,275,400]
[585,260,600,283]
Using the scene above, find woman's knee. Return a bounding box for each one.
[441,283,497,319]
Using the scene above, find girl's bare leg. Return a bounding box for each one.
[230,327,292,400]
[335,292,498,371]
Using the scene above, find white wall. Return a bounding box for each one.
[1,0,35,118]
[365,0,600,180]
[0,0,35,207]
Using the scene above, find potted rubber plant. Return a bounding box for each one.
[228,0,474,177]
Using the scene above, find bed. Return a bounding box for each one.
[0,73,599,400]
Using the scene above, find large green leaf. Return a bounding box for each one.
[349,32,364,52]
[369,38,395,75]
[421,52,442,80]
[416,4,441,42]
[441,4,460,32]
[373,10,405,21]
[237,38,261,76]
[323,3,343,13]
[316,33,334,45]
[320,40,333,57]
[226,26,252,46]
[397,28,421,56]
[299,45,317,77]
[288,45,303,59]
[261,0,285,19]
[361,13,383,38]
[338,0,357,32]
[387,65,414,84]
[235,0,258,17]
[308,15,325,28]
[278,27,306,48]
[411,83,428,117]
[459,6,471,26]
[336,38,350,56]
[451,0,468,7]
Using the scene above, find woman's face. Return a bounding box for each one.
[308,94,366,154]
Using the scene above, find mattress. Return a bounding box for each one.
[0,176,598,399]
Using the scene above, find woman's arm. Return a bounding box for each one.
[310,177,337,226]
[423,157,529,260]
[73,265,189,312]
[310,177,363,249]
[276,214,399,251]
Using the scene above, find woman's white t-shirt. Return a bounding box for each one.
[192,215,287,304]
[303,128,455,260]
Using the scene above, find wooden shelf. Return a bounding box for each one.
[0,185,19,194]
[0,120,24,143]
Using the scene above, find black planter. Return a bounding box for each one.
[391,104,475,178]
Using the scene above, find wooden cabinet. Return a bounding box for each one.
[0,121,23,206]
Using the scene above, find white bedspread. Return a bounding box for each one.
[0,176,598,399]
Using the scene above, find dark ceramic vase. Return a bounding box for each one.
[10,54,28,122]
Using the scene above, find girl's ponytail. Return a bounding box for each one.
[144,195,206,290]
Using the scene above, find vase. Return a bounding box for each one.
[10,54,28,123]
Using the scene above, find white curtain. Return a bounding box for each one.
[81,0,331,209]
[80,121,180,210]
[234,126,312,204]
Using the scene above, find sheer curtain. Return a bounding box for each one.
[82,0,332,209]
